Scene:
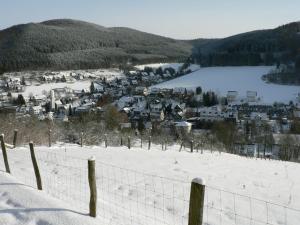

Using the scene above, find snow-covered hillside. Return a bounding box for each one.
[135,63,200,73]
[0,173,98,225]
[21,80,91,97]
[154,66,300,103]
[10,68,124,98]
[0,143,300,225]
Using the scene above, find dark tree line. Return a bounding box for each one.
[0,19,191,72]
[191,22,300,67]
[203,92,218,107]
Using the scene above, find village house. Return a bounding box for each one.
[197,106,238,122]
[29,105,43,116]
[56,104,71,119]
[175,121,192,134]
[233,143,279,159]
[134,86,148,96]
[0,80,6,88]
[149,99,165,121]
[293,105,300,118]
[227,91,238,103]
[6,77,24,92]
[173,87,186,96]
[250,112,269,121]
[92,82,105,93]
[246,91,258,103]
[74,102,95,115]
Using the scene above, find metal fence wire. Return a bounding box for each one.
[95,161,190,225]
[0,147,300,225]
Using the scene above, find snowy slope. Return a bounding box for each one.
[135,63,183,71]
[135,63,200,73]
[154,66,300,103]
[11,69,124,98]
[0,173,98,225]
[0,143,300,225]
[20,80,91,97]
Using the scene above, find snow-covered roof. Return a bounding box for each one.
[175,121,192,127]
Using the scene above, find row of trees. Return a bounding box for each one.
[202,92,218,107]
[192,22,300,67]
[0,20,191,72]
[1,109,299,162]
[209,120,300,161]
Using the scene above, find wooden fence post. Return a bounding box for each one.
[179,142,184,152]
[0,134,10,173]
[148,136,151,150]
[13,129,18,148]
[188,178,205,225]
[104,134,108,148]
[88,157,97,217]
[48,129,52,147]
[128,136,131,149]
[29,142,42,190]
[190,140,194,153]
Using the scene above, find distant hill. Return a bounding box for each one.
[190,22,300,66]
[0,19,300,72]
[0,19,192,72]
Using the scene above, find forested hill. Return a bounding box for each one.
[190,22,300,66]
[0,19,192,72]
[0,19,300,72]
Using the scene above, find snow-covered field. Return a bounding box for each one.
[0,173,97,225]
[22,80,91,97]
[154,66,300,103]
[135,63,201,73]
[10,68,124,98]
[21,80,92,97]
[0,143,300,225]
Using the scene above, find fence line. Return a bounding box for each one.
[35,150,89,211]
[204,185,300,225]
[0,144,300,225]
[3,129,298,164]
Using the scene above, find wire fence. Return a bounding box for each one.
[204,186,300,225]
[95,160,190,225]
[35,150,89,211]
[0,146,300,225]
[1,147,89,212]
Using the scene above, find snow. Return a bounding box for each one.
[0,173,98,225]
[135,63,200,73]
[192,177,206,185]
[9,68,124,98]
[135,63,183,71]
[89,156,96,161]
[0,143,300,225]
[86,69,124,79]
[175,121,192,127]
[16,81,91,97]
[154,66,300,103]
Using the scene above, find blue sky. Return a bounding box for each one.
[1,0,299,39]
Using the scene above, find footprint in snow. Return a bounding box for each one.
[173,167,181,172]
[0,192,8,198]
[6,199,23,208]
[117,185,124,191]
